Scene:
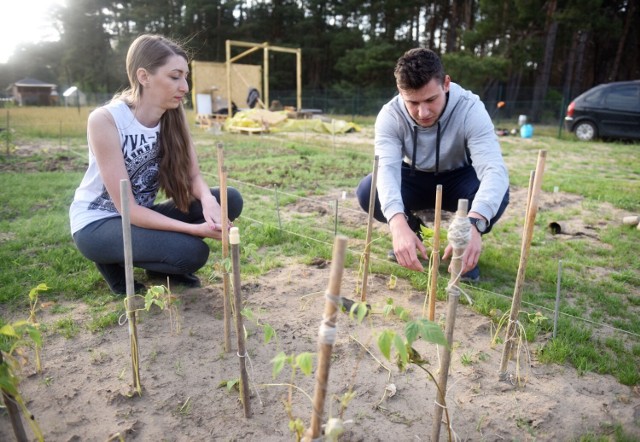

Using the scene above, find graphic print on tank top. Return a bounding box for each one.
[88,131,161,212]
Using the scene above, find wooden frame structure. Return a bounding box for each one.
[225,40,302,117]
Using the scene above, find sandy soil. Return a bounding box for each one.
[2,248,639,441]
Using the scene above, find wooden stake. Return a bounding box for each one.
[230,227,251,417]
[498,150,547,379]
[304,235,349,441]
[432,199,469,442]
[120,179,142,395]
[360,156,379,302]
[426,184,443,320]
[217,143,232,353]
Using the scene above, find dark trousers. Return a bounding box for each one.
[73,187,243,291]
[356,164,509,234]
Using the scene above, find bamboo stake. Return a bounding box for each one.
[426,184,443,320]
[230,227,251,417]
[304,235,349,441]
[432,199,469,442]
[217,143,232,353]
[498,150,547,380]
[360,155,379,302]
[120,179,142,395]
[524,170,535,221]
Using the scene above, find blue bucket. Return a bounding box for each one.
[520,124,533,138]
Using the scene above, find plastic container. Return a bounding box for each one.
[518,114,528,126]
[520,124,533,138]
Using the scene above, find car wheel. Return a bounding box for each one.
[575,121,597,141]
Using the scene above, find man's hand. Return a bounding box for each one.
[388,213,428,271]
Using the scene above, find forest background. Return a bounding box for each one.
[0,0,639,122]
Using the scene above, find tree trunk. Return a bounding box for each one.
[571,31,589,96]
[562,31,579,101]
[530,0,558,122]
[447,0,459,52]
[608,0,636,81]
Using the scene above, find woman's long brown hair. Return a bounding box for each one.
[117,34,193,212]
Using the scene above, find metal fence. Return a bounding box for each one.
[0,87,569,133]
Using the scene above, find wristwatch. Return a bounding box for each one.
[468,217,489,233]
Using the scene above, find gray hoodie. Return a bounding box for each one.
[374,82,509,222]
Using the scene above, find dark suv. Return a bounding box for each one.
[564,80,640,141]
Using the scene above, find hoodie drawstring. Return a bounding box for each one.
[410,125,418,176]
[435,121,441,175]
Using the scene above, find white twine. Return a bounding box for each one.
[446,214,472,292]
[318,292,340,345]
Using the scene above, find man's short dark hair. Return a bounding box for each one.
[394,48,445,90]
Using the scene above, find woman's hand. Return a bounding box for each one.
[200,193,223,230]
[192,221,224,240]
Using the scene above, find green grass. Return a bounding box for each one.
[0,107,638,387]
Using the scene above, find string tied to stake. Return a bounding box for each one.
[447,214,471,251]
[238,350,264,407]
[119,295,144,326]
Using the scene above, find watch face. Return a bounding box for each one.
[470,217,488,233]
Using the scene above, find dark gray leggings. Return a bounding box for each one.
[73,187,243,290]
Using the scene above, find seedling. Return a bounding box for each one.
[268,351,315,441]
[241,308,277,346]
[27,283,48,373]
[144,284,182,334]
[0,317,44,441]
[177,397,192,416]
[491,310,533,386]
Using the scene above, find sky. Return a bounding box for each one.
[0,0,66,64]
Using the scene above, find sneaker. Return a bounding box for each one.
[146,270,202,288]
[460,265,480,283]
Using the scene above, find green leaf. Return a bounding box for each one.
[396,306,411,322]
[419,225,435,240]
[356,303,367,323]
[26,326,42,347]
[240,308,255,323]
[404,321,420,346]
[226,379,239,391]
[377,330,395,360]
[382,303,394,317]
[271,351,287,378]
[263,324,275,344]
[0,370,19,397]
[0,324,18,339]
[394,334,408,367]
[28,283,48,301]
[417,319,448,347]
[295,352,314,376]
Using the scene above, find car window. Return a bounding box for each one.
[583,88,605,104]
[604,85,640,112]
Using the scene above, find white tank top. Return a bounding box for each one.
[69,100,161,234]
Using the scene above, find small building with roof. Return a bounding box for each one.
[8,77,58,106]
